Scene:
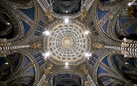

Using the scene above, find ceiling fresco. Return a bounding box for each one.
[0,0,137,86]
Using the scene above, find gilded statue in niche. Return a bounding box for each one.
[45,65,52,75]
[81,66,89,76]
[30,42,41,48]
[46,8,54,20]
[92,42,104,49]
[80,7,88,20]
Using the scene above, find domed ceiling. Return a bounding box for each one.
[45,20,91,65]
[0,0,137,86]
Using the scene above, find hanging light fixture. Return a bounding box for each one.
[64,18,69,23]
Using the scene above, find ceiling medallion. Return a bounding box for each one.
[62,36,73,48]
[46,20,91,65]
